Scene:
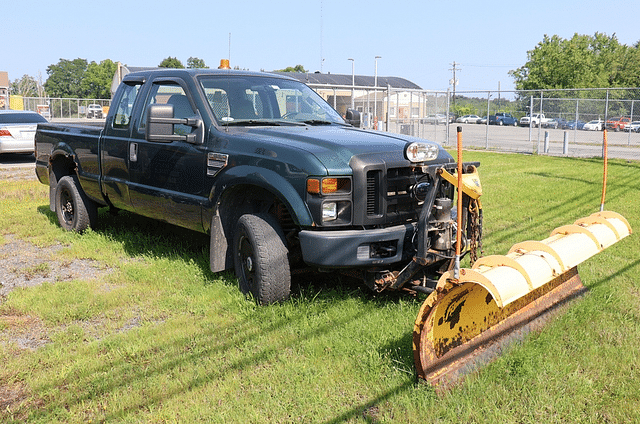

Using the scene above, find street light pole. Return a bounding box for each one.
[374,56,381,129]
[348,58,355,109]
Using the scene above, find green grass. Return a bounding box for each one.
[0,152,639,423]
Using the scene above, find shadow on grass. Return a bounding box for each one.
[486,163,637,250]
[23,282,425,422]
[29,204,431,422]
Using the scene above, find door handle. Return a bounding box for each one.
[129,142,138,162]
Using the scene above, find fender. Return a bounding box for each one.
[205,164,314,231]
[49,142,104,206]
[206,165,315,273]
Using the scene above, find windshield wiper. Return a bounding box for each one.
[222,119,282,127]
[302,119,334,125]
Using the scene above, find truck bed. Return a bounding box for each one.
[35,122,105,209]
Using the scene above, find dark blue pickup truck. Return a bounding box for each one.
[35,69,482,304]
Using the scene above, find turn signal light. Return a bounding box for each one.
[307,177,351,195]
[307,179,321,194]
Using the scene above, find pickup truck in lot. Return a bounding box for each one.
[489,112,518,126]
[519,113,550,127]
[35,68,481,304]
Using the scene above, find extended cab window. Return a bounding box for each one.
[199,75,344,125]
[113,83,140,128]
[140,83,195,135]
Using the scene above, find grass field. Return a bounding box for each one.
[0,151,638,423]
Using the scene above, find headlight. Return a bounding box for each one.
[322,202,337,221]
[405,142,439,163]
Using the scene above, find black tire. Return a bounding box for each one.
[233,213,291,305]
[55,175,97,233]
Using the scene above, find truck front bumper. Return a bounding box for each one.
[298,223,414,268]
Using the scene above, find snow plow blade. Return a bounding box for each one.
[413,211,632,389]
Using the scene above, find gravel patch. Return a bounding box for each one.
[0,234,116,352]
[0,234,111,303]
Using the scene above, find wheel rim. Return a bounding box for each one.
[238,234,256,291]
[60,188,75,226]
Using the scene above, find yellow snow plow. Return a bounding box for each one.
[411,128,631,389]
[412,211,631,387]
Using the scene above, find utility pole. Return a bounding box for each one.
[449,61,460,111]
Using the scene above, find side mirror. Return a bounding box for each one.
[345,108,361,128]
[146,104,203,144]
[147,104,175,140]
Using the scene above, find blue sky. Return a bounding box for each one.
[6,0,640,94]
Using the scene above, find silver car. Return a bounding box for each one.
[0,110,49,154]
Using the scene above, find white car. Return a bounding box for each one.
[626,121,640,133]
[0,110,49,154]
[583,120,604,131]
[456,114,481,124]
[86,104,104,119]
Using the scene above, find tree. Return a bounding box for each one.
[159,57,185,68]
[276,65,307,73]
[509,33,637,91]
[44,58,88,97]
[80,59,117,98]
[11,75,39,97]
[187,57,208,69]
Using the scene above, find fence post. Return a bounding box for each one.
[386,84,391,132]
[485,91,490,150]
[544,131,549,153]
[537,91,544,154]
[563,131,569,156]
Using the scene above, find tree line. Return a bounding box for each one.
[510,32,640,91]
[10,56,209,99]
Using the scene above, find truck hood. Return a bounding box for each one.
[231,124,448,174]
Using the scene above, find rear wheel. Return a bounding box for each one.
[233,213,291,305]
[55,175,97,233]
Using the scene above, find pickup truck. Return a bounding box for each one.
[519,113,549,127]
[35,68,481,304]
[489,112,518,126]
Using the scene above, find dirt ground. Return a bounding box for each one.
[0,165,114,350]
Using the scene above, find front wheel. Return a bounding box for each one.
[233,213,291,305]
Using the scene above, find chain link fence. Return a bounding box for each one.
[309,84,640,162]
[10,87,640,161]
[12,96,111,121]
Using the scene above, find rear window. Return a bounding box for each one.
[0,112,48,124]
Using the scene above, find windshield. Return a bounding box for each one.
[199,75,345,126]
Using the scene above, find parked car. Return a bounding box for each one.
[86,104,104,119]
[478,116,488,125]
[583,120,604,131]
[489,112,518,126]
[456,114,481,124]
[550,117,567,128]
[542,119,559,129]
[0,110,49,155]
[422,114,448,125]
[563,120,585,130]
[626,121,640,133]
[605,116,631,132]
